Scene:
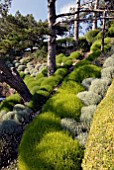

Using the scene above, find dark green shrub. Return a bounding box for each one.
[26,91,49,111]
[86,51,101,61]
[78,36,90,52]
[85,29,100,44]
[0,94,21,112]
[108,26,114,37]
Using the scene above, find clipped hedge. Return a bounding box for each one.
[82,79,114,170]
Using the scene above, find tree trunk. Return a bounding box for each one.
[92,0,99,30]
[74,0,80,47]
[0,60,32,102]
[101,11,106,53]
[47,0,56,76]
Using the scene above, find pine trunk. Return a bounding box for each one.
[74,0,80,47]
[47,0,56,76]
[92,0,99,30]
[0,60,32,102]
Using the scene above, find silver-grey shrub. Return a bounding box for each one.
[75,132,88,146]
[77,91,102,106]
[61,118,90,138]
[89,78,110,98]
[13,104,26,111]
[101,66,114,79]
[103,57,114,68]
[80,105,97,122]
[0,120,23,167]
[81,78,96,90]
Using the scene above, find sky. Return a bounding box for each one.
[9,0,76,21]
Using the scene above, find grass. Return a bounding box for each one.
[82,79,114,170]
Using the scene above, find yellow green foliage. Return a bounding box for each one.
[82,80,114,170]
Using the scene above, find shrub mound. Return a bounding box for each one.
[65,64,101,83]
[18,112,84,170]
[77,91,102,106]
[89,78,110,98]
[103,56,114,68]
[82,79,114,170]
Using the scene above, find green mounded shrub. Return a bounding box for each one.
[35,77,47,86]
[77,91,102,106]
[108,26,114,37]
[65,64,101,83]
[18,111,84,170]
[0,94,21,112]
[24,75,35,84]
[90,37,111,52]
[103,56,114,68]
[81,77,96,90]
[0,120,23,168]
[54,68,68,77]
[85,29,100,44]
[41,76,59,87]
[30,86,40,95]
[60,80,84,94]
[82,79,114,170]
[27,81,39,91]
[61,118,90,138]
[42,92,83,121]
[89,78,110,98]
[101,66,114,79]
[86,51,101,62]
[63,58,73,68]
[19,71,26,79]
[69,51,82,59]
[78,36,90,52]
[39,85,53,93]
[80,105,97,122]
[35,72,45,80]
[56,53,66,64]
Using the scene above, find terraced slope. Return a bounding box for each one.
[82,79,114,170]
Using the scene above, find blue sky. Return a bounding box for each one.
[9,0,76,21]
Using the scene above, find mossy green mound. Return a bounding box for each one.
[82,80,114,170]
[18,112,84,170]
